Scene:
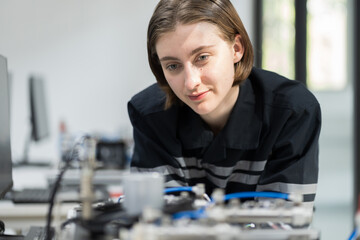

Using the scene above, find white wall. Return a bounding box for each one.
[0,1,254,162]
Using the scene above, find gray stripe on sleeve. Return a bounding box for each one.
[175,157,267,176]
[256,182,317,195]
[132,164,261,187]
[203,160,267,177]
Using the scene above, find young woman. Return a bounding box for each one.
[128,0,321,207]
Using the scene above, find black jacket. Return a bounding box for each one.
[128,67,321,205]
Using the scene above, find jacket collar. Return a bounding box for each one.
[178,77,262,151]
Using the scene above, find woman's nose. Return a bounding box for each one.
[184,64,201,90]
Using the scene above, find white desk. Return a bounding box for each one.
[1,166,124,234]
[0,200,77,233]
[11,165,57,190]
[12,166,126,190]
[0,166,57,233]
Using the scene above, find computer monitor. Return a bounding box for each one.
[15,75,51,167]
[29,75,50,142]
[0,54,13,199]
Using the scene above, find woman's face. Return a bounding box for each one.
[156,22,243,122]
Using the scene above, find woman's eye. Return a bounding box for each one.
[197,55,209,61]
[166,64,178,71]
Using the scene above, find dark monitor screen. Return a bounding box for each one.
[0,55,13,198]
[29,75,49,142]
[14,75,50,167]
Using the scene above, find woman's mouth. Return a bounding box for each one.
[188,91,209,101]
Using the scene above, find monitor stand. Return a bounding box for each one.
[12,132,52,168]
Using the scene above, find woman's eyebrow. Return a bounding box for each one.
[159,56,179,62]
[159,45,215,62]
[189,45,214,57]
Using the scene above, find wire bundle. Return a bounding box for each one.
[164,186,298,220]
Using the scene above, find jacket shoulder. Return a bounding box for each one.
[249,67,319,110]
[128,83,166,116]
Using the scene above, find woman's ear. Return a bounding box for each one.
[233,34,244,64]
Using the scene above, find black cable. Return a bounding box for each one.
[60,208,138,237]
[60,217,81,230]
[45,135,90,240]
[0,220,4,234]
[45,163,70,240]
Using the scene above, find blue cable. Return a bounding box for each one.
[223,191,290,201]
[164,186,205,220]
[119,189,292,219]
[172,207,207,220]
[117,195,125,203]
[172,191,292,220]
[164,186,193,194]
[348,228,358,240]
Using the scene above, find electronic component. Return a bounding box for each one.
[54,144,320,240]
[124,223,320,240]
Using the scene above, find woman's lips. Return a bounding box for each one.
[188,90,209,101]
